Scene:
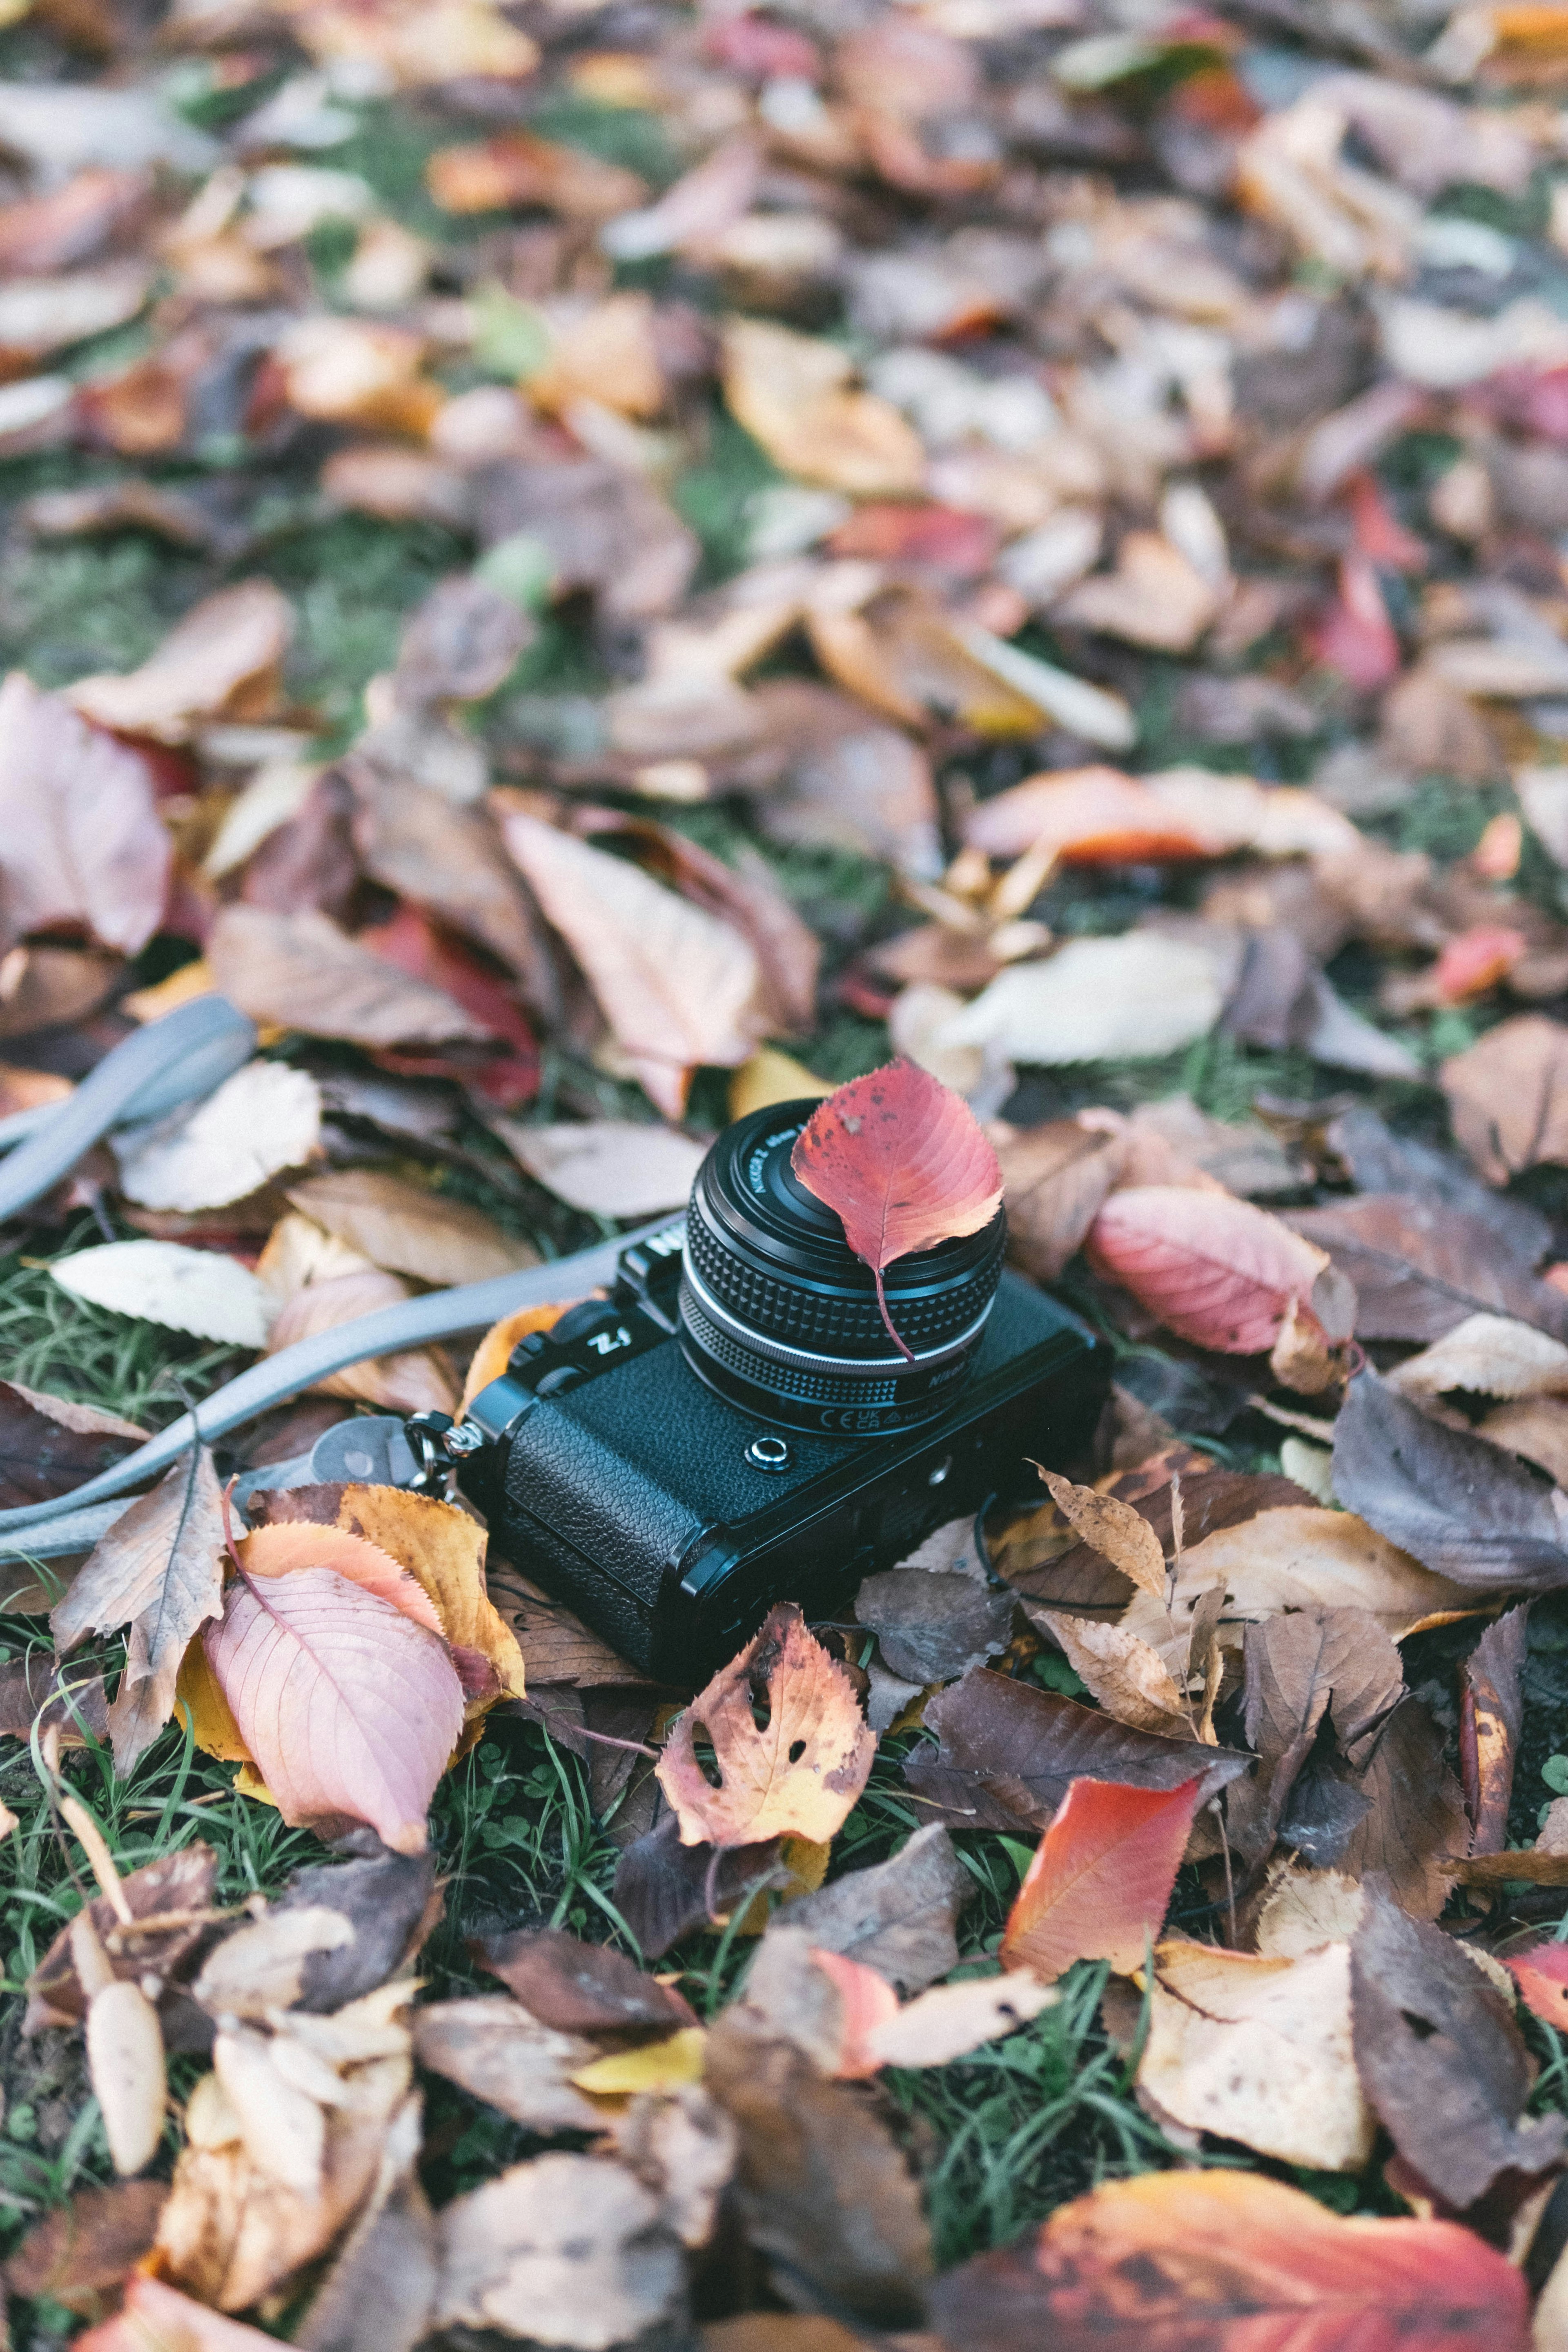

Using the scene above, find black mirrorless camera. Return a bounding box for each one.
[455,1100,1109,1678]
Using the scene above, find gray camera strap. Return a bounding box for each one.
[0,996,666,1559]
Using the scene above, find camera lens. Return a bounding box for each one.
[678,1098,1004,1437]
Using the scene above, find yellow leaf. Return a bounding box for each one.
[461,1297,581,1417]
[176,1637,251,1764]
[570,2027,706,2095]
[336,1484,526,1707]
[728,1049,832,1121]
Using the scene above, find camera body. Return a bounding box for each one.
[459,1102,1109,1679]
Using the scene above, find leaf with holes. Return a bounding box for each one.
[202,1567,463,1853]
[655,1602,874,1848]
[1000,1776,1201,1981]
[790,1060,1002,1359]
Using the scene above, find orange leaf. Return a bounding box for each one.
[929,2168,1530,2352]
[963,764,1217,866]
[808,1947,902,2078]
[1087,1184,1340,1356]
[999,1776,1201,1980]
[76,2274,279,2352]
[791,1060,1002,1359]
[238,1521,444,1636]
[655,1602,875,1848]
[1505,1937,1568,2029]
[460,1297,583,1417]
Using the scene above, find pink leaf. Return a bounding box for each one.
[203,1567,463,1852]
[1087,1183,1336,1356]
[790,1060,1002,1358]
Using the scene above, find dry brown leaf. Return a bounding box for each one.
[499,809,767,1118]
[285,1169,536,1287]
[52,1449,225,1775]
[433,2153,684,2347]
[207,906,494,1049]
[1036,1470,1167,1601]
[1390,1312,1568,1398]
[265,1273,458,1416]
[492,1119,706,1218]
[412,1998,604,2133]
[1035,1612,1194,1737]
[1055,532,1221,651]
[1138,1938,1375,2171]
[723,320,925,499]
[1440,1013,1568,1183]
[67,582,292,744]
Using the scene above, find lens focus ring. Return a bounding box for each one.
[683,1201,999,1357]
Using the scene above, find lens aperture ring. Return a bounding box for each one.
[681,1258,989,1374]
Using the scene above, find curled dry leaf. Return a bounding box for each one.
[1036,1470,1166,1601]
[1087,1185,1351,1361]
[928,2170,1530,2352]
[998,1777,1203,1982]
[499,809,767,1120]
[1460,1604,1529,1855]
[52,1447,225,1774]
[203,1567,464,1851]
[656,1603,875,1849]
[1033,1614,1194,1739]
[790,1060,1002,1357]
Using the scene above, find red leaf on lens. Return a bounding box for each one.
[999,1775,1201,1981]
[790,1060,1002,1359]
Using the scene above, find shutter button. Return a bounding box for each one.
[745,1434,792,1472]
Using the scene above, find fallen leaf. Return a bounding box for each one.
[766,1822,971,1995]
[460,1300,578,1417]
[1460,1604,1529,1854]
[1056,532,1221,651]
[265,1272,458,1417]
[1035,1470,1167,1601]
[854,1565,1014,1684]
[1351,1879,1565,2208]
[1088,1185,1348,1359]
[433,2152,684,2349]
[613,1814,784,1960]
[1138,1938,1376,2170]
[1505,1938,1568,2029]
[572,2028,706,2096]
[656,1604,875,1848]
[499,809,766,1119]
[207,906,494,1049]
[1290,1196,1568,1344]
[737,1927,903,2077]
[938,934,1227,1065]
[113,1061,322,1214]
[993,1120,1127,1282]
[24,1844,217,2033]
[998,1777,1203,1981]
[1332,1367,1568,1593]
[74,2275,279,2352]
[904,1668,1249,1833]
[68,581,292,744]
[790,1061,1002,1358]
[1336,1695,1469,1918]
[1441,1013,1568,1183]
[332,1483,524,1714]
[1392,1312,1568,1396]
[292,2092,435,2352]
[928,2169,1530,2352]
[703,2011,931,2327]
[412,1997,604,2132]
[425,134,647,220]
[3,2178,168,2319]
[1226,1607,1404,1865]
[472,1925,695,2034]
[861,1969,1057,2070]
[239,1521,443,1636]
[489,1119,706,1218]
[285,1170,536,1287]
[52,1447,225,1773]
[0,672,169,956]
[1033,1614,1194,1738]
[203,1567,465,1851]
[0,1379,143,1510]
[723,319,925,498]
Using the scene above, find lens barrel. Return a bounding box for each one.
[677,1099,1004,1436]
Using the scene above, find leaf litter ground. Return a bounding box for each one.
[16,0,1568,2346]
